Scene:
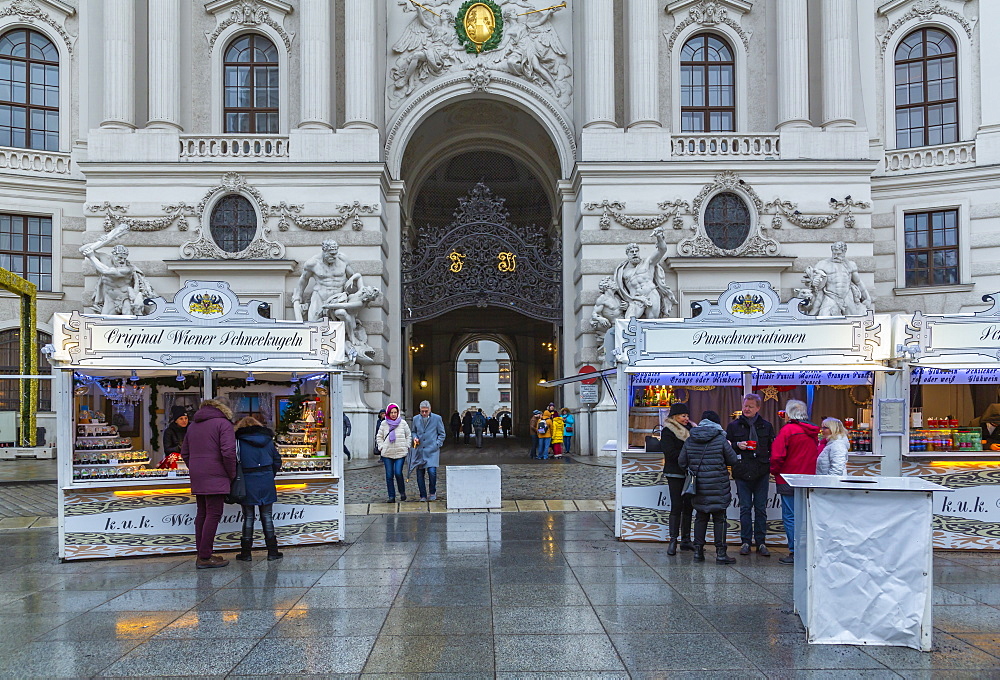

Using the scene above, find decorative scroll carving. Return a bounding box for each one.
[879,0,972,55]
[469,63,492,91]
[270,201,379,232]
[0,0,75,54]
[584,199,690,231]
[180,172,284,260]
[87,202,196,233]
[667,0,751,51]
[679,171,778,258]
[764,196,871,230]
[206,0,293,51]
[401,182,561,324]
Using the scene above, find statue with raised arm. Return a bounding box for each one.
[613,227,678,319]
[80,240,155,316]
[801,241,873,316]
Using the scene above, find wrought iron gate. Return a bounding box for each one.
[402,182,562,324]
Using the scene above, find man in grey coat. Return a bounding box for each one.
[412,400,446,501]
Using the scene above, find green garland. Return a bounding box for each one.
[455,0,503,54]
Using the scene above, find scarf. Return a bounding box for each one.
[385,403,402,443]
[661,417,690,441]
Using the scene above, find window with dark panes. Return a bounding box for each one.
[223,34,278,133]
[210,195,257,253]
[0,329,51,411]
[894,28,958,149]
[0,29,58,151]
[467,341,479,353]
[680,34,735,133]
[467,390,479,403]
[467,361,480,384]
[499,390,511,403]
[904,209,959,287]
[704,192,751,251]
[0,214,51,290]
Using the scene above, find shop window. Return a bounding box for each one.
[466,361,479,384]
[232,392,264,422]
[499,361,511,384]
[0,29,58,151]
[223,33,278,134]
[499,390,511,402]
[0,329,51,410]
[895,28,958,149]
[0,214,51,291]
[680,33,735,133]
[467,389,479,403]
[704,192,750,251]
[210,194,257,254]
[904,209,959,287]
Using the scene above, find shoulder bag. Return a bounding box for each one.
[225,440,247,505]
[681,448,702,496]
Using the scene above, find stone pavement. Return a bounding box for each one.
[1,516,1000,677]
[0,483,56,518]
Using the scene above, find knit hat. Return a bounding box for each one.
[668,402,689,417]
[533,409,542,415]
[700,410,722,425]
[170,405,187,421]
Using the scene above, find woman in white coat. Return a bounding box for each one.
[817,417,850,476]
[376,403,411,502]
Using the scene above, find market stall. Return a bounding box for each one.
[612,281,893,543]
[49,280,347,560]
[897,297,1000,550]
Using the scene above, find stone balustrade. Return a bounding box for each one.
[0,147,72,175]
[671,134,780,158]
[179,135,290,160]
[883,141,976,174]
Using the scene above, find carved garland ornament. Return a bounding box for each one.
[879,0,973,55]
[206,0,293,51]
[87,202,196,233]
[764,196,871,230]
[583,199,690,231]
[667,1,751,51]
[269,200,378,232]
[0,0,75,54]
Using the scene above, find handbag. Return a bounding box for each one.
[681,448,703,497]
[225,440,247,505]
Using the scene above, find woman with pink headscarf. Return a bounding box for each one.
[375,403,410,502]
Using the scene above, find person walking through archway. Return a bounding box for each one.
[450,411,462,442]
[412,400,446,501]
[462,411,473,445]
[472,408,487,448]
[376,403,409,503]
[501,412,512,438]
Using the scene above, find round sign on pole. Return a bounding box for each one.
[580,364,598,385]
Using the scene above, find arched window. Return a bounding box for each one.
[680,34,735,132]
[0,29,58,151]
[0,329,51,411]
[223,34,278,133]
[894,28,957,149]
[704,193,750,251]
[210,195,257,253]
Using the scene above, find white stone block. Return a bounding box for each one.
[446,465,501,509]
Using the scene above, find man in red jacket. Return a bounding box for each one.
[770,399,820,565]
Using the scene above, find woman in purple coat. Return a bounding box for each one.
[181,399,237,569]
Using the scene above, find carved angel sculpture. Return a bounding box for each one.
[500,2,571,105]
[390,1,456,101]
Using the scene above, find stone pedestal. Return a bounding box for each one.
[592,379,618,457]
[446,465,501,509]
[343,370,376,459]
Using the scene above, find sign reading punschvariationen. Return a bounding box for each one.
[645,323,857,355]
[691,328,808,346]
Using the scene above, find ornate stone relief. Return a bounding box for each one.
[764,196,871,230]
[179,173,284,260]
[205,0,294,51]
[878,0,973,55]
[87,202,195,233]
[0,0,75,54]
[583,199,689,231]
[387,1,572,109]
[271,201,379,232]
[666,0,752,51]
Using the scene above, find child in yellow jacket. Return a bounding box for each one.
[551,414,565,458]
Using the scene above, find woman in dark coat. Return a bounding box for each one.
[657,402,694,555]
[679,410,739,565]
[233,416,283,562]
[450,412,462,441]
[462,411,473,444]
[181,399,237,569]
[159,405,188,469]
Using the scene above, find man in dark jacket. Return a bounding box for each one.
[462,411,473,444]
[679,410,739,564]
[343,413,352,460]
[472,409,487,448]
[500,412,512,438]
[726,393,775,557]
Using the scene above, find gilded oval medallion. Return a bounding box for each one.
[456,0,503,53]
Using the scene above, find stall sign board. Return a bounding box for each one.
[904,297,1000,364]
[630,370,873,387]
[911,368,1000,384]
[580,384,599,404]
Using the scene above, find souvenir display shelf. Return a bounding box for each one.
[72,417,155,480]
[905,427,990,459]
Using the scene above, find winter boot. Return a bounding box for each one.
[235,527,253,561]
[680,537,695,552]
[715,546,736,564]
[693,545,705,561]
[264,532,283,561]
[666,538,678,556]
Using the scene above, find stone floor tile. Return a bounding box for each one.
[193,587,308,611]
[492,583,589,607]
[235,635,377,675]
[673,582,789,606]
[581,582,686,606]
[493,605,605,635]
[0,639,140,678]
[0,611,88,644]
[727,632,891,670]
[0,588,121,614]
[860,632,1000,670]
[593,604,717,634]
[380,605,492,635]
[0,516,37,528]
[603,500,617,510]
[332,553,414,570]
[490,565,577,585]
[545,500,577,511]
[396,582,492,607]
[345,503,369,515]
[574,500,608,511]
[403,566,491,586]
[315,567,408,587]
[28,516,56,528]
[364,634,494,674]
[933,605,1000,633]
[37,610,185,641]
[695,604,805,634]
[563,551,647,567]
[611,632,756,671]
[219,568,327,589]
[428,502,457,513]
[494,634,624,673]
[98,636,259,677]
[939,584,1000,606]
[951,632,1000,658]
[368,502,398,514]
[570,566,664,584]
[399,501,429,512]
[516,500,547,511]
[268,606,389,638]
[293,585,401,609]
[151,608,285,639]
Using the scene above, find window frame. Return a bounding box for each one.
[211,26,288,135]
[209,193,259,255]
[466,360,480,385]
[0,328,51,411]
[679,33,736,133]
[902,208,960,288]
[892,197,971,292]
[498,361,511,385]
[0,27,59,152]
[671,23,746,134]
[0,212,52,291]
[703,191,751,252]
[893,27,958,150]
[467,389,479,404]
[223,33,279,134]
[499,390,511,403]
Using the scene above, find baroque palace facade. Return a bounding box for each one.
[0,0,993,450]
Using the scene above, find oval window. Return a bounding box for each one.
[210,194,257,253]
[704,192,751,251]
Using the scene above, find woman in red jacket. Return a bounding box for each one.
[770,399,820,565]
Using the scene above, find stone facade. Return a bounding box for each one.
[0,0,993,453]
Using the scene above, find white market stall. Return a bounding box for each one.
[612,281,895,543]
[896,295,1000,550]
[49,280,348,561]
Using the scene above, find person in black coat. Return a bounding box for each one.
[679,411,739,564]
[656,402,694,555]
[462,411,473,444]
[374,409,386,456]
[160,405,189,469]
[343,413,352,461]
[726,394,775,557]
[233,416,283,562]
[450,412,462,441]
[500,412,512,438]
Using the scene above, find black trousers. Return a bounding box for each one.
[666,477,694,540]
[694,509,728,548]
[241,503,275,537]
